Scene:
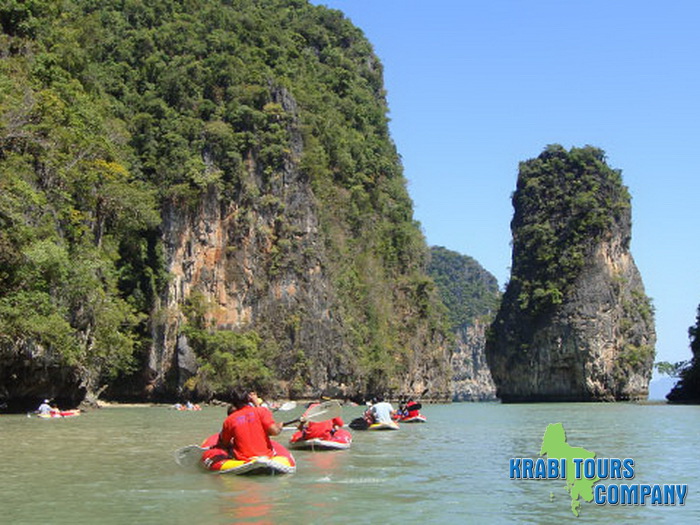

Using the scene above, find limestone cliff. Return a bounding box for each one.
[0,0,452,409]
[150,87,354,399]
[427,246,499,401]
[145,85,451,401]
[450,320,497,401]
[0,341,86,411]
[485,145,655,402]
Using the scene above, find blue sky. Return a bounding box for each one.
[310,1,699,369]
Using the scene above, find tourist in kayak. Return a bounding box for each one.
[218,389,283,461]
[247,391,271,410]
[398,398,422,418]
[296,401,345,441]
[36,399,53,416]
[366,396,396,424]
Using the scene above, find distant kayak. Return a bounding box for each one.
[36,409,81,419]
[171,403,201,411]
[199,433,296,475]
[395,401,426,423]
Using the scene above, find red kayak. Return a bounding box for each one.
[199,433,296,475]
[37,409,81,419]
[395,401,426,423]
[396,414,426,423]
[289,428,352,450]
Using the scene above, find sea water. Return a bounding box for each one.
[1,402,698,524]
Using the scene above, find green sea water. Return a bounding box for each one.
[1,402,698,524]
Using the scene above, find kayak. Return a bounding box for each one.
[36,409,81,419]
[199,433,296,475]
[396,414,427,423]
[368,420,400,431]
[288,428,353,450]
[349,417,399,430]
[395,401,425,422]
[172,404,201,411]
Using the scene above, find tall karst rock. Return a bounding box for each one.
[128,1,452,402]
[126,0,453,402]
[485,145,655,402]
[0,0,451,408]
[427,246,499,401]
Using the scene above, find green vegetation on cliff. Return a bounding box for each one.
[509,144,631,316]
[0,1,165,396]
[427,246,500,331]
[500,145,654,372]
[0,0,446,401]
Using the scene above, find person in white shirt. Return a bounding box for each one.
[367,397,396,424]
[37,399,52,415]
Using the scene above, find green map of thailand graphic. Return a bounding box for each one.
[540,423,599,516]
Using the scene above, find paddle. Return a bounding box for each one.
[174,400,343,466]
[282,400,342,426]
[278,401,297,411]
[174,444,209,467]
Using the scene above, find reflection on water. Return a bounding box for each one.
[219,480,274,523]
[1,403,698,524]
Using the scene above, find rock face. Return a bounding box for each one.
[450,320,497,401]
[144,86,451,401]
[149,88,349,397]
[486,145,655,402]
[427,246,499,401]
[0,342,85,412]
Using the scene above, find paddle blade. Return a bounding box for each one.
[174,444,207,467]
[282,400,342,426]
[304,400,342,423]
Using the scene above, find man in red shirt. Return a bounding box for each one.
[218,389,283,461]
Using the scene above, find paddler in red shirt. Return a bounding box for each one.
[218,389,283,461]
[296,401,344,440]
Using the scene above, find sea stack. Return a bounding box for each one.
[485,145,655,402]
